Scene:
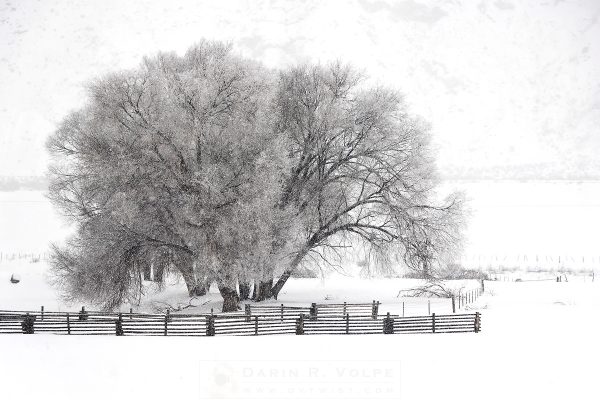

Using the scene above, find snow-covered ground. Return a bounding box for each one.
[0,257,479,316]
[1,276,598,399]
[1,257,600,400]
[1,183,599,399]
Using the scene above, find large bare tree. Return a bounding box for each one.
[261,63,464,299]
[47,41,291,311]
[48,41,463,311]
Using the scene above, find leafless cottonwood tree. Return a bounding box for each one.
[47,41,463,311]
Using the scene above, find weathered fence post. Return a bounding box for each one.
[474,312,481,333]
[295,314,304,335]
[451,296,456,313]
[432,313,436,333]
[245,304,251,322]
[115,313,124,336]
[402,301,405,317]
[78,306,88,321]
[66,313,71,335]
[383,312,394,334]
[345,314,350,334]
[481,279,485,293]
[164,314,168,336]
[428,300,431,315]
[281,304,284,322]
[166,309,172,322]
[206,315,215,336]
[21,313,35,334]
[41,306,44,321]
[343,301,347,315]
[372,300,380,320]
[129,308,133,320]
[254,316,259,335]
[309,303,318,320]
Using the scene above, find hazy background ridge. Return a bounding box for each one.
[1,0,599,179]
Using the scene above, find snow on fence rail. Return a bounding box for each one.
[0,303,481,336]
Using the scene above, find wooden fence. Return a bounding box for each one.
[453,287,483,312]
[0,251,48,263]
[245,301,380,320]
[0,303,481,336]
[393,287,484,316]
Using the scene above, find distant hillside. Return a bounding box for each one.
[0,176,47,191]
[2,167,598,194]
[1,0,599,179]
[440,162,600,181]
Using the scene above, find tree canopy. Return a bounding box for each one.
[47,41,463,311]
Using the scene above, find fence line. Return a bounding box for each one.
[0,302,481,336]
[245,301,380,320]
[0,252,49,263]
[453,287,483,312]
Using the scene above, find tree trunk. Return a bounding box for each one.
[270,273,290,300]
[142,263,151,281]
[254,279,273,301]
[177,261,206,297]
[192,282,207,296]
[153,262,165,283]
[182,273,206,296]
[422,263,431,279]
[251,281,259,300]
[271,250,307,299]
[218,280,240,312]
[239,281,251,300]
[203,278,212,294]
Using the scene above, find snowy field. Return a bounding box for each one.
[1,257,600,400]
[1,183,600,399]
[0,275,598,399]
[1,0,598,397]
[0,257,479,316]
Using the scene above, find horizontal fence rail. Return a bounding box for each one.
[0,303,481,336]
[244,301,382,321]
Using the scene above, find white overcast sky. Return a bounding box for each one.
[1,0,599,178]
